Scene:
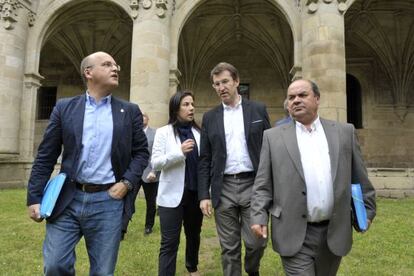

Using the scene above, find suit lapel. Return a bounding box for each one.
[73,95,86,149]
[321,118,339,185]
[242,99,251,141]
[216,105,227,153]
[282,122,306,182]
[111,97,125,152]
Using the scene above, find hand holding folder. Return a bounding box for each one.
[351,183,368,232]
[40,173,67,219]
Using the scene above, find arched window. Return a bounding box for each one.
[346,74,363,129]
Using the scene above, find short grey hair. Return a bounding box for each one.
[80,55,91,87]
[308,80,320,98]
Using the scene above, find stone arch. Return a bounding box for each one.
[345,0,414,120]
[24,0,132,76]
[173,0,297,124]
[345,0,414,167]
[29,0,134,155]
[170,0,301,72]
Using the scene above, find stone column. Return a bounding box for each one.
[0,1,36,187]
[0,1,31,155]
[129,0,173,127]
[301,0,348,122]
[20,73,42,160]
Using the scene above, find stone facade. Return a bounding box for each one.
[0,0,413,197]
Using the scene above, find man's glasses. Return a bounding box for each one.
[212,79,231,88]
[86,61,121,72]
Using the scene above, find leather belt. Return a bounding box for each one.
[307,220,330,226]
[224,171,255,179]
[75,182,114,193]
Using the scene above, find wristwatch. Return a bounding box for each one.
[121,179,133,191]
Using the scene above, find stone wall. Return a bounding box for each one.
[369,168,414,198]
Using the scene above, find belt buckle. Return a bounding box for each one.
[81,184,86,192]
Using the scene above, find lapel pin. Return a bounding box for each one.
[120,109,125,113]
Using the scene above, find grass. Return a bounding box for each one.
[0,189,413,275]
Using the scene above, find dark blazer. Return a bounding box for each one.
[27,94,149,222]
[198,98,270,208]
[251,118,376,257]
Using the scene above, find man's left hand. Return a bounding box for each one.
[108,182,128,200]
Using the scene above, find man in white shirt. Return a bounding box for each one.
[198,62,270,276]
[250,79,376,276]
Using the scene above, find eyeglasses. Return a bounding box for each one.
[212,79,231,88]
[86,61,121,72]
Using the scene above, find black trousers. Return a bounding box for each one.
[122,180,158,233]
[139,180,159,229]
[158,189,203,276]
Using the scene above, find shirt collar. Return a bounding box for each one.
[222,95,242,110]
[296,116,321,133]
[85,91,112,106]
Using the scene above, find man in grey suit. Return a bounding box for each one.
[122,112,159,238]
[251,79,376,276]
[198,62,270,276]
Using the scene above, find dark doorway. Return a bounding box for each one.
[346,74,362,129]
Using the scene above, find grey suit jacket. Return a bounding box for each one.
[251,118,376,257]
[142,127,159,183]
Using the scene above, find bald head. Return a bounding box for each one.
[80,51,111,85]
[79,51,119,100]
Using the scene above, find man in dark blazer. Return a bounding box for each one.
[27,51,149,275]
[198,62,270,276]
[251,79,376,276]
[122,112,159,238]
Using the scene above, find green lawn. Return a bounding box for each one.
[0,189,413,275]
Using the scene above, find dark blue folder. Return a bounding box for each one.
[351,183,368,232]
[40,173,67,218]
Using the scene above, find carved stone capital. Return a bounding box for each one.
[155,0,168,18]
[24,72,44,89]
[0,0,21,29]
[305,0,348,14]
[138,0,171,18]
[27,10,35,26]
[142,0,152,9]
[169,68,181,87]
[130,0,139,19]
[306,0,319,14]
[0,0,37,29]
[337,0,347,13]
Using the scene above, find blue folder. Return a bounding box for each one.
[40,173,67,218]
[351,183,368,232]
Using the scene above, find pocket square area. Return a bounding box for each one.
[251,120,263,124]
